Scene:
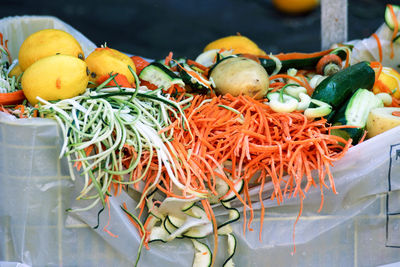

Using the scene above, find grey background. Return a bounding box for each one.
[1,0,400,60]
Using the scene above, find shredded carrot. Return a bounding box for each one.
[164,51,173,66]
[370,61,383,82]
[371,33,383,63]
[202,199,218,267]
[259,49,335,61]
[103,196,119,238]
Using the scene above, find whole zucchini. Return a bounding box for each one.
[311,61,375,120]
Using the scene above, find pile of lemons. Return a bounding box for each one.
[12,29,135,105]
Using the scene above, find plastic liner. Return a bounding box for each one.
[1,16,400,267]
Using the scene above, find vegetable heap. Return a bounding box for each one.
[2,4,400,267]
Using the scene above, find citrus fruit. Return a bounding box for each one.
[272,0,320,14]
[21,54,89,105]
[373,67,400,99]
[85,47,136,85]
[18,29,84,71]
[203,35,266,56]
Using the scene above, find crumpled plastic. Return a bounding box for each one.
[1,16,400,267]
[349,11,400,72]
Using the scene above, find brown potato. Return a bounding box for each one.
[210,57,269,99]
[366,107,400,138]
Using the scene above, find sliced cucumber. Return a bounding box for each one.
[222,233,237,267]
[158,197,197,216]
[385,4,400,30]
[178,62,211,93]
[208,177,230,204]
[192,240,212,267]
[164,215,184,239]
[183,223,213,239]
[139,62,184,89]
[221,179,244,202]
[393,34,400,44]
[331,88,384,144]
[218,201,240,230]
[166,215,185,229]
[148,225,170,243]
[218,224,233,236]
[185,205,206,219]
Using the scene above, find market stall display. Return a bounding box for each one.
[1,5,400,267]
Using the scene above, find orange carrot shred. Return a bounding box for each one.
[371,33,383,63]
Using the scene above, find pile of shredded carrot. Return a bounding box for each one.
[120,93,352,250]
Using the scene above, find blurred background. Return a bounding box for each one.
[1,0,400,59]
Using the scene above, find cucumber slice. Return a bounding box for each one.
[221,179,244,202]
[218,201,240,230]
[208,177,230,204]
[148,225,170,243]
[158,197,197,216]
[139,62,184,89]
[166,215,185,229]
[393,34,400,44]
[218,224,233,236]
[164,216,183,239]
[178,63,211,93]
[222,233,237,267]
[385,4,400,30]
[185,205,206,219]
[192,240,212,267]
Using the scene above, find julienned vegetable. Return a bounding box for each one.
[37,86,195,214]
[209,56,269,99]
[331,89,383,144]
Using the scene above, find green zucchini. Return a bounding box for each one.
[139,62,184,89]
[258,49,348,75]
[385,4,400,30]
[192,239,212,267]
[310,61,375,121]
[178,62,211,93]
[221,179,244,203]
[222,233,237,267]
[331,88,383,144]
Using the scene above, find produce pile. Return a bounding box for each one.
[2,4,400,267]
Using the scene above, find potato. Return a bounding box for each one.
[210,57,269,99]
[366,107,400,138]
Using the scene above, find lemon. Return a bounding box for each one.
[373,67,400,99]
[272,0,320,14]
[85,47,136,85]
[18,29,85,71]
[21,54,89,105]
[203,35,266,56]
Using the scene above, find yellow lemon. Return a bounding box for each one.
[21,54,89,105]
[203,35,266,56]
[272,0,320,14]
[18,29,84,71]
[373,67,400,99]
[8,64,23,78]
[85,47,136,85]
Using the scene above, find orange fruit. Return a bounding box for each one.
[272,0,320,14]
[204,35,266,56]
